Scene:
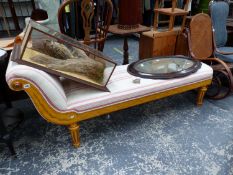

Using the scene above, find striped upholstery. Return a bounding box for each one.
[63,64,213,113]
[6,61,213,113]
[6,61,67,110]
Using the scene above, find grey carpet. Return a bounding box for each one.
[0,36,233,175]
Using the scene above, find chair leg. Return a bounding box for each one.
[169,15,175,31]
[98,42,104,52]
[68,123,80,148]
[1,134,16,156]
[181,15,187,32]
[153,11,159,31]
[6,138,16,156]
[197,86,208,106]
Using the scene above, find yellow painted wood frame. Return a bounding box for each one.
[8,78,211,148]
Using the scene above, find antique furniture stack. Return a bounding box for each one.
[3,0,223,149]
[6,20,213,147]
[139,0,190,59]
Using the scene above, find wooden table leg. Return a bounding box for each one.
[123,36,129,65]
[68,123,80,148]
[197,86,208,106]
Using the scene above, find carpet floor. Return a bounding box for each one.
[0,36,233,175]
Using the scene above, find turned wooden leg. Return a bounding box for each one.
[68,123,80,148]
[123,36,129,65]
[181,15,187,32]
[197,86,208,106]
[153,11,158,31]
[169,16,175,31]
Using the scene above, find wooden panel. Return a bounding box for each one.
[190,13,213,58]
[139,33,154,59]
[153,31,178,56]
[139,30,179,59]
[175,33,189,56]
[118,0,142,29]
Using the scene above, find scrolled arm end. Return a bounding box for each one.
[9,79,24,91]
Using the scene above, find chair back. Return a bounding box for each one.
[188,13,213,59]
[31,9,48,21]
[58,0,113,48]
[210,1,229,47]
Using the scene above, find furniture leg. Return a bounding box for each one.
[197,86,208,106]
[169,15,175,31]
[153,11,159,31]
[123,36,129,65]
[5,135,16,156]
[68,123,80,148]
[98,41,104,52]
[181,15,187,32]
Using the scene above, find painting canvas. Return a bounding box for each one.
[12,20,117,91]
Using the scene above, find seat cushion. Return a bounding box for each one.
[62,63,213,113]
[215,47,233,63]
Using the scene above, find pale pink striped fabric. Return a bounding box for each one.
[6,61,67,110]
[63,63,213,113]
[6,59,213,114]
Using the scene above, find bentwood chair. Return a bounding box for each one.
[187,13,233,99]
[58,0,113,51]
[210,1,233,62]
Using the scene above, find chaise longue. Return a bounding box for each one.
[6,58,213,148]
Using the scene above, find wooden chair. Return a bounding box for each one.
[187,13,233,99]
[58,0,113,51]
[154,0,190,31]
[210,1,233,62]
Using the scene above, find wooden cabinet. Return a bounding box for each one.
[139,29,180,59]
